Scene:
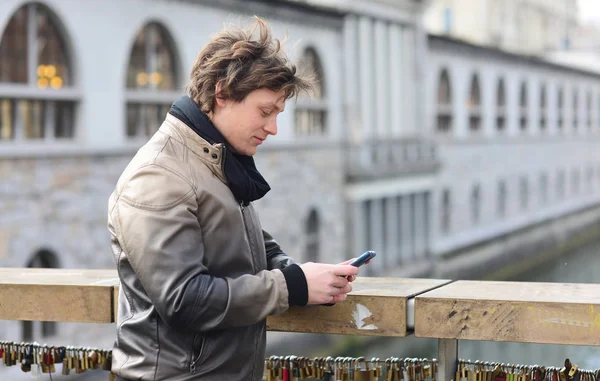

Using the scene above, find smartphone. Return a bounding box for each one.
[349,251,376,267]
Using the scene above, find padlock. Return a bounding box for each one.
[354,357,373,381]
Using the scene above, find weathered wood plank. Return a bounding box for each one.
[267,277,451,337]
[415,280,600,345]
[0,268,119,323]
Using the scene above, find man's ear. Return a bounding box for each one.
[215,81,227,108]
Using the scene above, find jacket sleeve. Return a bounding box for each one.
[112,163,290,332]
[263,230,296,270]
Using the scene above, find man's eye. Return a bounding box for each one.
[261,110,272,117]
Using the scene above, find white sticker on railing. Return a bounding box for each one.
[353,304,378,330]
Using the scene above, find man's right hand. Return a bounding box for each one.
[299,262,360,304]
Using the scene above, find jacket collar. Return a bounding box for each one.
[161,113,228,182]
[164,96,271,204]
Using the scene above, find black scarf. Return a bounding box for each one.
[169,96,271,204]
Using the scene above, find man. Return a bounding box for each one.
[107,17,359,381]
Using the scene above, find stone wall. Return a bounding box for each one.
[0,143,346,380]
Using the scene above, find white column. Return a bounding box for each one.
[351,200,366,260]
[577,86,586,136]
[402,27,416,136]
[424,192,431,257]
[506,73,520,137]
[358,17,375,142]
[413,193,425,259]
[344,15,361,144]
[453,70,469,139]
[369,198,385,275]
[374,20,389,139]
[389,24,403,137]
[483,74,496,138]
[529,78,539,137]
[413,23,429,138]
[385,196,399,267]
[400,195,413,261]
[374,20,390,164]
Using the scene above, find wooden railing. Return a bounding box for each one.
[2,268,600,380]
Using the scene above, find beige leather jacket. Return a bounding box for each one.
[108,113,296,380]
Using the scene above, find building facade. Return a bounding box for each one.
[0,1,351,379]
[426,36,600,262]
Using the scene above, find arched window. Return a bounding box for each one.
[0,3,75,142]
[471,184,480,224]
[557,170,566,200]
[586,165,594,191]
[519,176,528,210]
[441,189,451,234]
[295,47,326,136]
[571,169,580,195]
[557,87,564,130]
[305,209,320,263]
[468,74,481,131]
[497,180,507,217]
[540,84,547,130]
[586,91,592,129]
[519,82,528,131]
[539,172,548,205]
[126,22,179,139]
[436,69,452,132]
[496,78,506,131]
[22,249,60,341]
[573,88,579,129]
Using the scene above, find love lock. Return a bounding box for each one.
[354,356,376,381]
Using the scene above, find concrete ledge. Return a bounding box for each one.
[267,277,450,337]
[415,280,600,346]
[0,268,119,323]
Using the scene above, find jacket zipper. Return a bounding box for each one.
[240,201,260,380]
[189,333,205,374]
[240,201,257,274]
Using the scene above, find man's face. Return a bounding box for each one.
[211,88,286,156]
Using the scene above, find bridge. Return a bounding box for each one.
[1,268,599,380]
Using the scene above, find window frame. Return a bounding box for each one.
[294,46,328,138]
[496,78,506,132]
[124,21,181,141]
[467,73,482,132]
[436,69,453,133]
[0,2,80,152]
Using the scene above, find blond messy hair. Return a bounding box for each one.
[187,16,314,113]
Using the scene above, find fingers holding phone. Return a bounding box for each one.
[345,251,376,281]
[339,251,376,282]
[299,262,359,304]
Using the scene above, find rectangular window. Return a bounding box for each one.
[21,100,45,139]
[294,108,327,136]
[127,103,169,138]
[0,99,15,140]
[54,101,75,138]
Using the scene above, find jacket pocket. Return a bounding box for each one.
[189,332,206,375]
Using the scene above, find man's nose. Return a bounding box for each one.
[264,118,278,136]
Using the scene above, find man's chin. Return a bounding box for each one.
[240,147,257,156]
